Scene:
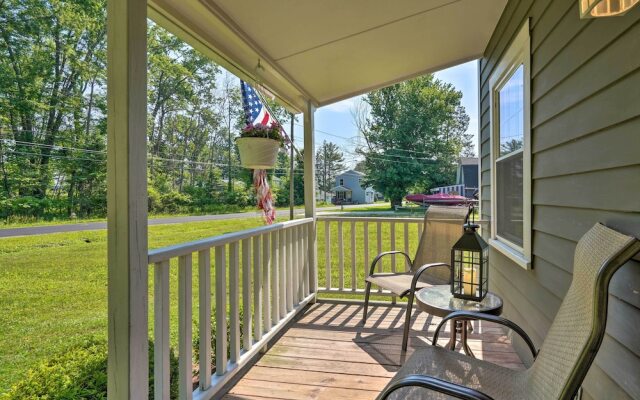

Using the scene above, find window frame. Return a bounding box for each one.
[488,19,532,270]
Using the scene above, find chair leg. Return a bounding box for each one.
[363,282,372,324]
[402,290,415,352]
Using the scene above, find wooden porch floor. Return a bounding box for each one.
[223,301,525,400]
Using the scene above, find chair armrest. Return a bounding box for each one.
[411,263,451,289]
[433,311,538,358]
[369,251,413,276]
[377,374,494,400]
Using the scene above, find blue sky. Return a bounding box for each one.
[226,60,479,167]
[298,60,479,167]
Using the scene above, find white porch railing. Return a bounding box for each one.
[430,184,465,195]
[147,218,315,400]
[317,216,424,297]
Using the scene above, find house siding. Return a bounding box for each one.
[479,1,640,398]
[335,170,371,204]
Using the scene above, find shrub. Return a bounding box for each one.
[158,191,191,213]
[3,338,179,400]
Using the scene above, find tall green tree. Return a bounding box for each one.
[357,75,471,207]
[315,140,345,202]
[0,0,108,214]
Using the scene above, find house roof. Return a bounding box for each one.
[460,157,479,165]
[149,0,508,112]
[329,185,352,193]
[338,169,365,177]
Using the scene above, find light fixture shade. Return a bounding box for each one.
[450,223,489,301]
[580,0,640,18]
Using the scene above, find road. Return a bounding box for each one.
[0,204,377,238]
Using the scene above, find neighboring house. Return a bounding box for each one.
[330,170,375,204]
[456,157,479,198]
[430,157,479,198]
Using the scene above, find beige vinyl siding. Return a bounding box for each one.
[479,0,640,398]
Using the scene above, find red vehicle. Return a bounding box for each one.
[405,193,469,206]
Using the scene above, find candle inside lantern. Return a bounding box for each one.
[463,265,474,296]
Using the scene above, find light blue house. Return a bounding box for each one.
[331,170,376,204]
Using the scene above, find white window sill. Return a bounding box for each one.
[489,239,531,270]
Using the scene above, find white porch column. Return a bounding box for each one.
[107,0,148,398]
[303,101,318,295]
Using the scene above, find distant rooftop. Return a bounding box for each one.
[460,157,479,165]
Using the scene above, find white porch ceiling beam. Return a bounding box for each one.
[107,0,149,397]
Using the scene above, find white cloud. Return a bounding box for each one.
[320,95,363,113]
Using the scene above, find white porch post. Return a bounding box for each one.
[106,0,148,398]
[303,101,318,295]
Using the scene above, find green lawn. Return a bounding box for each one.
[0,212,419,392]
[0,203,342,228]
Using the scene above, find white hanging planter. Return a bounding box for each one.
[236,137,281,169]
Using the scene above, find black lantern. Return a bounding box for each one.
[450,205,489,301]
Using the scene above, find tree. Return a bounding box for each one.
[356,75,471,207]
[315,141,345,202]
[275,150,304,207]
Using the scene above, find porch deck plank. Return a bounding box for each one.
[223,302,524,400]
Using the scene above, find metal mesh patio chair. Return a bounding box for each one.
[363,205,470,351]
[377,223,640,400]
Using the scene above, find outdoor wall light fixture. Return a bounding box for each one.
[450,205,489,302]
[580,0,639,18]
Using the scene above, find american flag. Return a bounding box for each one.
[241,80,276,126]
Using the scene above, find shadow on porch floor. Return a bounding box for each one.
[223,301,524,400]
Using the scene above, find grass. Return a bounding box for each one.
[0,208,416,393]
[0,216,267,392]
[0,203,344,228]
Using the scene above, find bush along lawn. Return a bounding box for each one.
[3,312,245,399]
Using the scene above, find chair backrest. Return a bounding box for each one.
[525,223,640,400]
[411,205,469,284]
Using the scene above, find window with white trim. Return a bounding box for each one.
[489,20,532,269]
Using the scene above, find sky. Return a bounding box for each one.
[223,60,479,168]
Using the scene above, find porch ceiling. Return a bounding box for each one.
[148,0,507,112]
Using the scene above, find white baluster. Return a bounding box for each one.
[338,221,344,290]
[198,250,212,390]
[242,239,252,351]
[350,221,356,291]
[271,231,279,325]
[154,260,170,400]
[278,228,286,317]
[324,220,331,290]
[404,223,410,272]
[253,235,263,341]
[229,242,240,364]
[292,226,299,305]
[363,222,369,279]
[263,234,271,332]
[178,254,192,400]
[390,223,396,273]
[215,246,227,375]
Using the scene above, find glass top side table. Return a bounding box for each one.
[415,285,503,357]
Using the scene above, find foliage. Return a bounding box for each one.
[275,150,305,207]
[2,338,179,400]
[239,122,284,144]
[315,141,345,202]
[0,2,272,222]
[356,75,471,206]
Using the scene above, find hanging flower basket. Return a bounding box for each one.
[236,122,284,169]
